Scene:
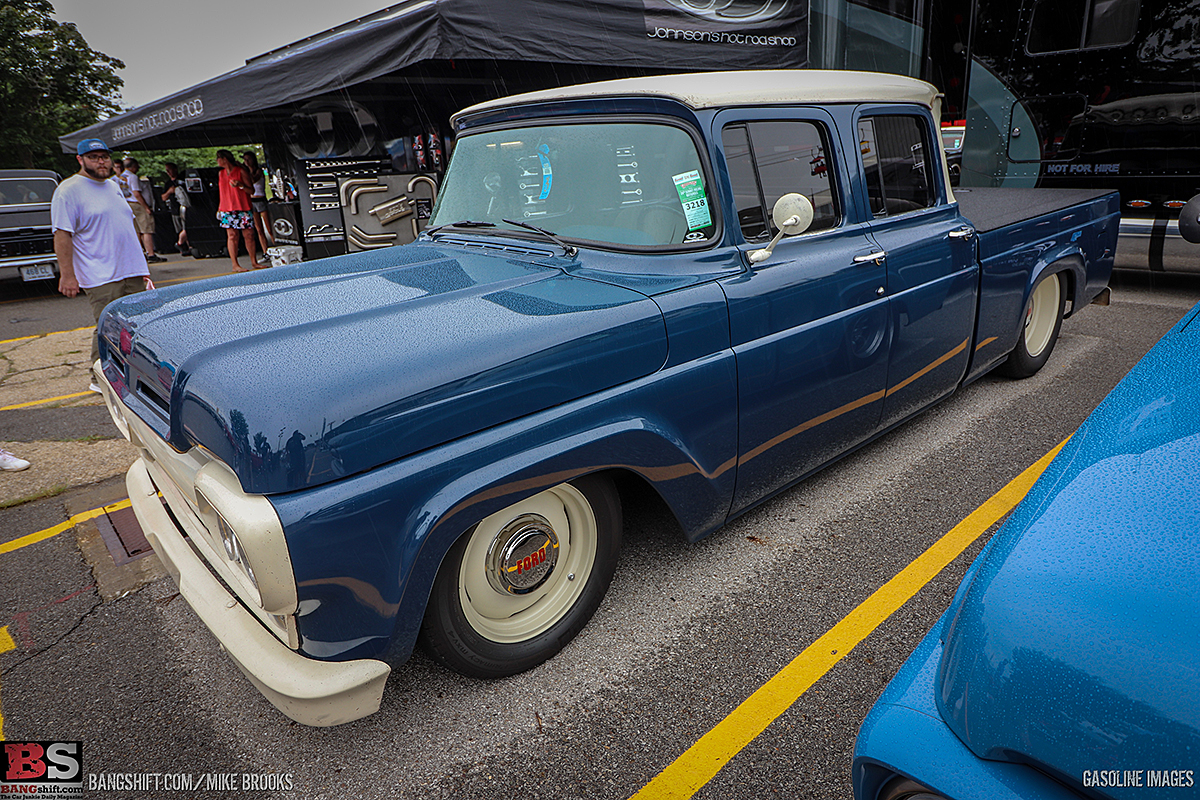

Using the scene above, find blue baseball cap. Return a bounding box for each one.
[77,138,111,155]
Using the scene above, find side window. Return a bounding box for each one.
[721,120,839,242]
[1027,0,1139,54]
[858,115,936,217]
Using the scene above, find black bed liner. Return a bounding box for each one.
[954,187,1116,233]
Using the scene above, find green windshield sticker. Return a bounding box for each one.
[672,170,712,231]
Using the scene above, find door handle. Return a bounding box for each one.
[949,227,975,240]
[854,251,887,264]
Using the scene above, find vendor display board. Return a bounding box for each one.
[296,157,391,259]
[340,174,437,252]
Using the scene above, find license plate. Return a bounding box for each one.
[20,263,55,281]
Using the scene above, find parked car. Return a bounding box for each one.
[853,302,1200,800]
[0,169,59,286]
[94,70,1118,725]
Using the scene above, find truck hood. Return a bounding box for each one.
[101,242,667,493]
[936,304,1200,792]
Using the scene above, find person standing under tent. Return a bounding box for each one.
[216,150,258,272]
[242,151,273,264]
[122,157,163,263]
[161,162,189,252]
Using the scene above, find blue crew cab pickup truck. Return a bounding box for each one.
[94,71,1118,726]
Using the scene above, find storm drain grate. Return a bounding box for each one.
[96,504,154,565]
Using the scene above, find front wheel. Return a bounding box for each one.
[998,272,1065,378]
[419,474,621,678]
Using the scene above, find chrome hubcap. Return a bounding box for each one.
[459,484,597,642]
[486,514,560,595]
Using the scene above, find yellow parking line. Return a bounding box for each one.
[0,499,132,557]
[0,326,93,346]
[632,437,1069,800]
[2,500,129,737]
[1,392,95,411]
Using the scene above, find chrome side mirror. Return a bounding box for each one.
[748,193,814,264]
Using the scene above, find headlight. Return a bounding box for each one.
[213,508,258,590]
[192,461,297,616]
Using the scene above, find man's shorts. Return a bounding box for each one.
[130,202,155,235]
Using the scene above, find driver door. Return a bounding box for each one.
[716,110,892,514]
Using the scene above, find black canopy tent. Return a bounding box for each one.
[62,0,807,257]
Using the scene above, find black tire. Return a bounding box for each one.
[419,473,621,678]
[998,272,1065,379]
[877,776,945,800]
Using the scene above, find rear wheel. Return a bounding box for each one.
[420,474,621,678]
[999,271,1065,378]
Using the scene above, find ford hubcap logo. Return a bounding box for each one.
[486,514,560,595]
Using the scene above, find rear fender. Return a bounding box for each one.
[1027,251,1083,317]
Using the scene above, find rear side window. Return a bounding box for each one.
[721,121,839,242]
[858,115,936,217]
[1026,0,1139,54]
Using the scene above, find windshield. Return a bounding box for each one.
[0,178,56,206]
[430,121,717,248]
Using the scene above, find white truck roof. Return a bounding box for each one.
[453,70,940,125]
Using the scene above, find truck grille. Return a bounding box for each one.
[0,234,54,259]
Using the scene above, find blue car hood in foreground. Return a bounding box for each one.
[102,243,667,493]
[936,303,1200,791]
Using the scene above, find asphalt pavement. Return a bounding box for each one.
[1,266,1198,800]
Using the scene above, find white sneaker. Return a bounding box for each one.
[0,449,31,471]
[89,382,103,395]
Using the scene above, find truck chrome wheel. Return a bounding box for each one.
[999,271,1066,378]
[420,474,621,678]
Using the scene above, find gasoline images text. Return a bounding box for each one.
[1082,770,1194,789]
[87,773,295,791]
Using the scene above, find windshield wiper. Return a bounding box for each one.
[501,219,578,257]
[424,220,496,236]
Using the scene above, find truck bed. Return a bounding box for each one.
[954,187,1116,233]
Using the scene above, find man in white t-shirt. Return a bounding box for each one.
[52,138,151,371]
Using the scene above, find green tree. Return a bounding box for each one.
[121,145,266,182]
[0,0,123,173]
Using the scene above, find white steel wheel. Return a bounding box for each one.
[420,474,621,678]
[458,483,596,642]
[999,272,1066,379]
[1023,272,1062,358]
